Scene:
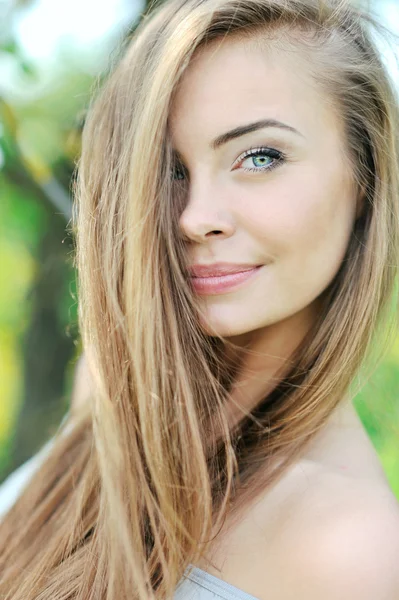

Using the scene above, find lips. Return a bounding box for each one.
[189,263,261,278]
[189,265,263,295]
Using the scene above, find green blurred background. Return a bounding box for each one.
[0,0,399,496]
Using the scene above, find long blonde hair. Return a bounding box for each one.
[1,0,399,598]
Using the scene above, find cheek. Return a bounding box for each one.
[243,171,356,291]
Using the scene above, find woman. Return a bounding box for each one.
[1,0,399,598]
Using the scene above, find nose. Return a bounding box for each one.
[178,179,236,243]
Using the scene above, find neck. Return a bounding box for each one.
[223,301,319,430]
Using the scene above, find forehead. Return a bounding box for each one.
[169,35,340,149]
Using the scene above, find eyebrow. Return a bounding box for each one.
[210,119,305,150]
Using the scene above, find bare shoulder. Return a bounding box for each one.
[278,471,399,599]
[203,464,399,600]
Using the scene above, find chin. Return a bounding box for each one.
[196,299,295,341]
[198,312,265,339]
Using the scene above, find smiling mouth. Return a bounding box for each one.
[190,265,264,295]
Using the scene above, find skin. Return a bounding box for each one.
[169,35,361,426]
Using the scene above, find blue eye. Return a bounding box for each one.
[237,146,285,174]
[171,145,286,180]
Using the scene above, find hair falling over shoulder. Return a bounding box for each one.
[1,1,399,598]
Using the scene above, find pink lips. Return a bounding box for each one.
[189,265,263,295]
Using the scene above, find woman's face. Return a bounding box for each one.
[169,36,359,341]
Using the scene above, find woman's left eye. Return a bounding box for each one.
[234,146,285,174]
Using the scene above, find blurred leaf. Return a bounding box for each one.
[19,59,37,78]
[0,331,23,446]
[0,99,18,137]
[0,236,37,329]
[0,180,48,251]
[17,117,64,167]
[1,40,19,55]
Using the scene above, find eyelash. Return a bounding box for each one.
[172,145,286,180]
[234,145,286,174]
